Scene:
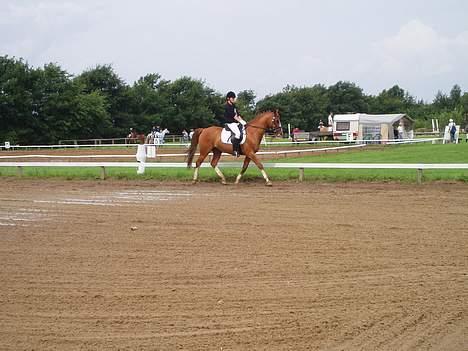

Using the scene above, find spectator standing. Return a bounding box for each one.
[448,119,457,143]
[328,112,334,129]
[182,129,189,143]
[397,123,404,140]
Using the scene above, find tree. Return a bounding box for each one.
[69,91,111,139]
[74,64,130,135]
[369,85,415,114]
[433,90,451,110]
[28,63,81,143]
[327,81,368,114]
[236,90,256,120]
[160,77,222,132]
[449,84,461,109]
[126,73,170,132]
[256,84,329,131]
[0,56,35,144]
[2,53,466,143]
[459,92,468,127]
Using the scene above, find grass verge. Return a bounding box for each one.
[1,142,467,182]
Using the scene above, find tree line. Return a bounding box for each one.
[1,55,467,144]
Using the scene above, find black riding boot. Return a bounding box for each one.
[232,138,241,157]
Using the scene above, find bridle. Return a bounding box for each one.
[246,115,282,134]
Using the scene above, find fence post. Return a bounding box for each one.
[299,168,304,182]
[100,166,106,180]
[17,166,23,177]
[416,168,423,184]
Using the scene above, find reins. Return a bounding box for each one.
[245,123,267,130]
[246,123,282,133]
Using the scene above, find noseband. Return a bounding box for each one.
[246,114,282,133]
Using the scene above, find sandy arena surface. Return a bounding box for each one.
[0,179,467,350]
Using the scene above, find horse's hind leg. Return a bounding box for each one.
[192,146,210,184]
[235,157,251,184]
[210,149,227,185]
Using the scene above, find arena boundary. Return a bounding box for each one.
[2,138,442,150]
[0,143,367,160]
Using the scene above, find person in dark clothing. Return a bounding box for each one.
[223,91,246,157]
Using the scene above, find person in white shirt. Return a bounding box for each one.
[328,112,334,129]
[397,124,404,139]
[448,119,457,143]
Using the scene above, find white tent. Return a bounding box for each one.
[333,113,414,141]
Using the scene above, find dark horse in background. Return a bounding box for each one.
[187,110,283,186]
[127,129,146,144]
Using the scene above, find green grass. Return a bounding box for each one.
[272,142,468,182]
[278,142,468,163]
[1,142,467,182]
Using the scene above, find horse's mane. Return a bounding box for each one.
[250,110,275,122]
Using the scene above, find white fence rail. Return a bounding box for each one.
[1,161,467,183]
[3,137,442,150]
[0,144,367,160]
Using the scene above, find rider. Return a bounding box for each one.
[224,91,247,157]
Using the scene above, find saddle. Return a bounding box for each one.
[220,125,247,145]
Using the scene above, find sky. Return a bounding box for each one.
[1,0,468,102]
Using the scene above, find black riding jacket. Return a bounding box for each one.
[223,102,239,124]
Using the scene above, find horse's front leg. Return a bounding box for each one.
[248,154,272,186]
[235,157,251,184]
[211,149,227,185]
[192,167,200,184]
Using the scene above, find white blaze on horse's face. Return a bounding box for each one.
[271,113,283,137]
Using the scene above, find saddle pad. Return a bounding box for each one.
[220,128,247,145]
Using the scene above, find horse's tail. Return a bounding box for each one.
[186,128,203,168]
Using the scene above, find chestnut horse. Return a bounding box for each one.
[187,110,283,186]
[127,130,146,144]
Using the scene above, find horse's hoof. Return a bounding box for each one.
[221,180,227,185]
[266,181,273,187]
[191,180,198,185]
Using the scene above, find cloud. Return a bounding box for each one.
[379,20,456,76]
[0,1,104,64]
[347,19,468,99]
[2,2,467,101]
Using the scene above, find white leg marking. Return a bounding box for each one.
[193,167,199,181]
[214,166,227,184]
[261,169,272,186]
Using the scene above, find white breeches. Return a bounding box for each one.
[226,122,241,139]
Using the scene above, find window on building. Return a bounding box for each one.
[335,122,350,131]
[362,124,381,138]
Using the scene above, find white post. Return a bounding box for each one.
[288,123,291,140]
[136,144,147,174]
[147,145,156,158]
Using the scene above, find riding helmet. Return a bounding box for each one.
[226,91,236,99]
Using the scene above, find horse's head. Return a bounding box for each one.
[247,110,283,137]
[268,109,283,137]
